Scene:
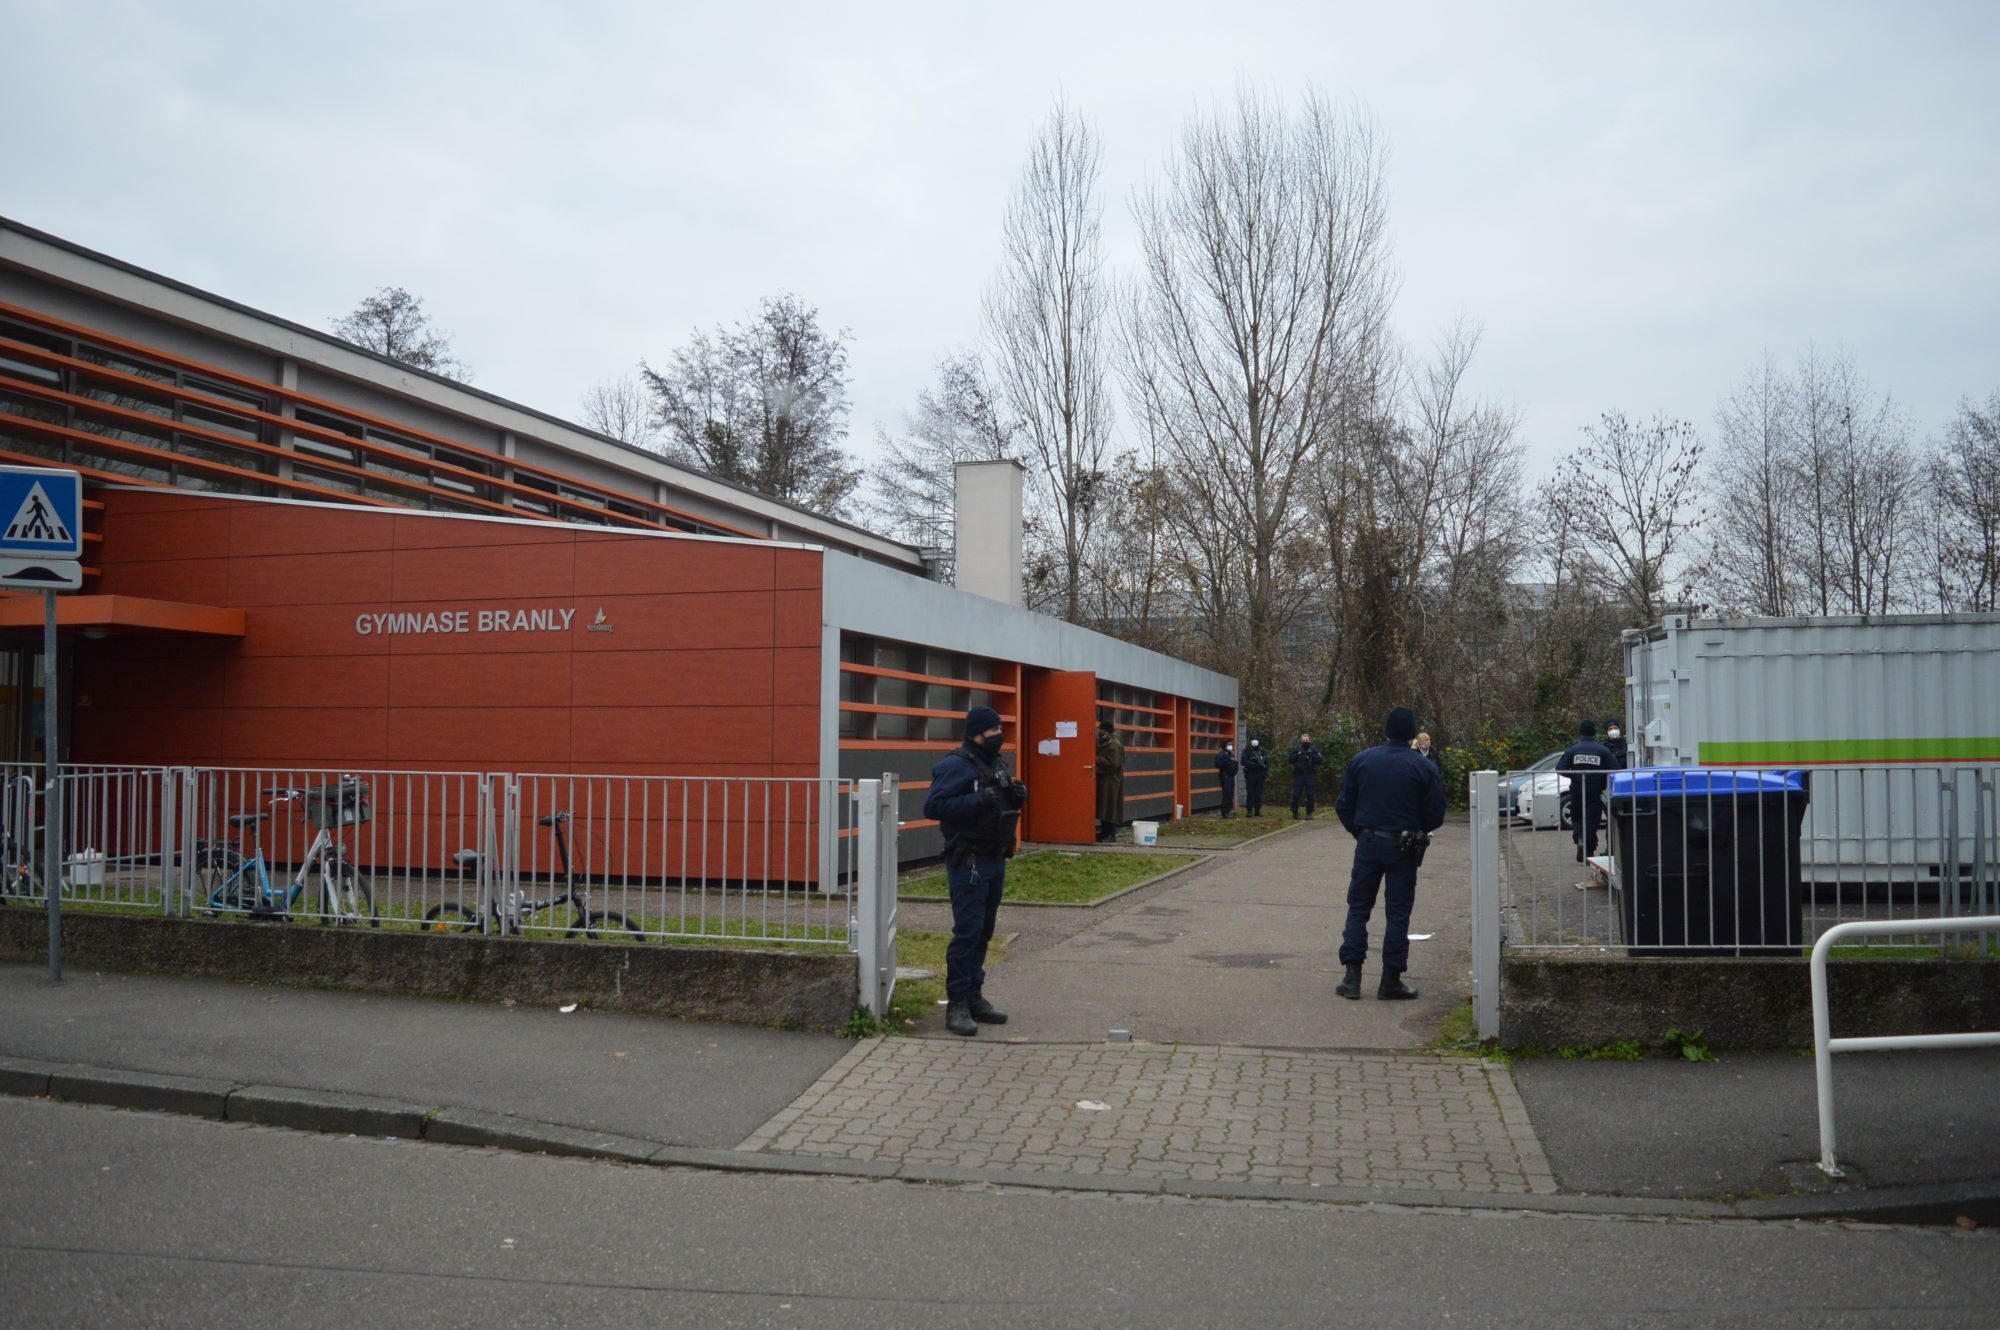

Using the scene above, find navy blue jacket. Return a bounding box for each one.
[924,744,997,832]
[1558,739,1616,807]
[1334,743,1447,837]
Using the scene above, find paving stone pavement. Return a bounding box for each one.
[739,1037,1557,1195]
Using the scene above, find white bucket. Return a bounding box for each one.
[1174,804,1184,820]
[1132,821,1159,846]
[65,850,106,887]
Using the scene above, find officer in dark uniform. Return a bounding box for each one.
[1332,707,1446,1000]
[923,705,1026,1037]
[1242,738,1269,816]
[1214,741,1240,817]
[1288,734,1325,819]
[1603,719,1629,770]
[1559,719,1615,864]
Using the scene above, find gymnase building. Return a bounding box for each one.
[0,216,1237,863]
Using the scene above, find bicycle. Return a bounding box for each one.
[189,779,377,926]
[425,810,641,939]
[0,775,48,907]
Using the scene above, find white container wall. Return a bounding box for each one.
[1622,614,2000,886]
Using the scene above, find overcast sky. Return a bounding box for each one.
[4,0,1995,486]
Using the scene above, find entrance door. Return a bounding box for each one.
[1020,668,1097,844]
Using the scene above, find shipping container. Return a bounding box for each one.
[1621,613,2000,888]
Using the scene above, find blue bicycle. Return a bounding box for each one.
[190,780,376,926]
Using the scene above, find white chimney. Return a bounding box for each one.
[953,459,1024,607]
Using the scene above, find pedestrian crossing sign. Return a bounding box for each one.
[0,466,83,560]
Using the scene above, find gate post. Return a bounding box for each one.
[1470,770,1501,1041]
[158,767,181,916]
[853,777,900,1020]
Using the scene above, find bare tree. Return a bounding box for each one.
[579,375,657,448]
[1707,353,1799,614]
[865,354,1022,556]
[641,295,862,517]
[331,287,470,381]
[1787,348,1918,614]
[986,101,1113,624]
[1126,87,1394,726]
[1540,412,1706,626]
[1925,392,2000,611]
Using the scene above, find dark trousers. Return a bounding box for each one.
[1244,773,1266,814]
[945,852,1007,1001]
[1218,776,1236,816]
[1290,774,1315,816]
[1339,836,1418,974]
[1572,796,1603,857]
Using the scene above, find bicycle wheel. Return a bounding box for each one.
[420,902,480,933]
[567,910,643,941]
[320,863,376,926]
[191,845,248,915]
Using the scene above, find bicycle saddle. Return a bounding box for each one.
[227,813,270,827]
[452,849,481,868]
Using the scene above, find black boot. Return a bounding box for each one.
[967,995,1008,1025]
[1575,843,1584,864]
[1378,972,1419,1001]
[1334,964,1362,1000]
[945,1001,978,1036]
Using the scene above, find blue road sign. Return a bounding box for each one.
[0,466,83,561]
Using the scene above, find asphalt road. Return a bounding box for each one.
[3,1098,1993,1329]
[1512,1048,2000,1199]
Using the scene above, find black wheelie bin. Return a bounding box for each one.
[1606,767,1811,957]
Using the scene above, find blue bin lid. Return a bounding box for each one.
[1608,767,1807,799]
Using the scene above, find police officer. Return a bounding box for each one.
[1559,719,1615,864]
[1214,741,1240,818]
[923,705,1026,1037]
[1603,719,1629,770]
[1288,733,1325,819]
[1333,707,1446,1000]
[1242,737,1269,816]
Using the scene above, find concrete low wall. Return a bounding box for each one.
[1503,954,2000,1049]
[0,911,858,1033]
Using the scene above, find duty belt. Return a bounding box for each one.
[1358,828,1404,841]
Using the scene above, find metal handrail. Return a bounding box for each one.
[1810,916,2000,1176]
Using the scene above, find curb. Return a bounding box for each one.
[4,1055,1994,1227]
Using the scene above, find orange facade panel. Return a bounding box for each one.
[74,489,823,783]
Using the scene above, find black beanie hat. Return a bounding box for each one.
[1579,718,1597,737]
[965,705,1003,737]
[1385,707,1418,743]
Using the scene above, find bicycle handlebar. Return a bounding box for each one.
[537,812,570,827]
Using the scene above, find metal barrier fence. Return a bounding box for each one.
[0,763,903,1017]
[1482,762,2000,958]
[1810,915,2000,1177]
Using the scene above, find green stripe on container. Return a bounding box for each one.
[1698,738,2000,763]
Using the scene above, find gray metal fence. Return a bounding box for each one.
[1479,762,1999,957]
[1,763,903,1017]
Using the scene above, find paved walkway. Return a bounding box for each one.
[903,817,1475,1048]
[740,1036,1555,1194]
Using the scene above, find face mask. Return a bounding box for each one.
[977,734,1004,759]
[1249,741,1258,748]
[1608,730,1621,740]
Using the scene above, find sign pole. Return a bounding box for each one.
[43,588,61,982]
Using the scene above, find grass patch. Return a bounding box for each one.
[899,850,1201,905]
[1433,1001,1509,1064]
[881,928,1004,1031]
[1156,814,1291,842]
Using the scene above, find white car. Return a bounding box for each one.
[1515,772,1573,830]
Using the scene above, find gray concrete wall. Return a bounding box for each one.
[0,912,857,1033]
[822,551,1239,707]
[1501,954,2000,1049]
